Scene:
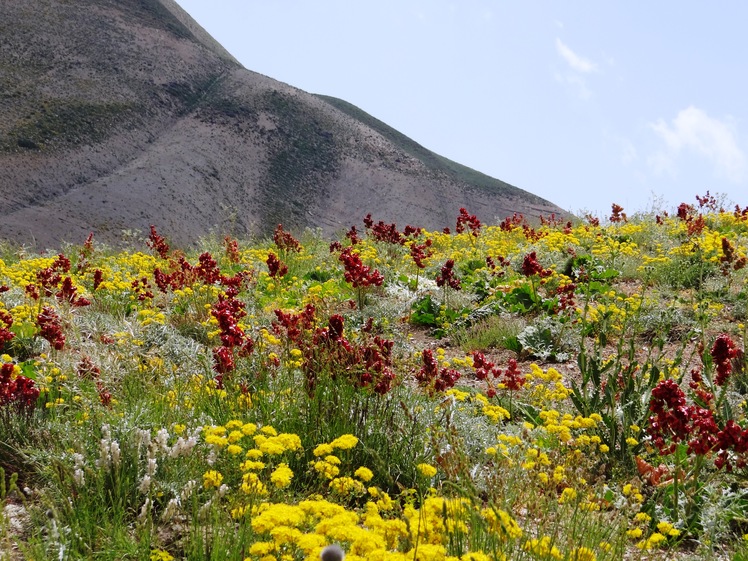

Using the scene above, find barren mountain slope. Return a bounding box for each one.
[0,0,566,249]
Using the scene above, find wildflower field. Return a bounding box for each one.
[3,195,748,560]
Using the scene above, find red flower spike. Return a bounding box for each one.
[416,349,460,394]
[345,225,361,245]
[0,311,14,348]
[92,269,104,290]
[520,252,551,278]
[0,362,39,410]
[273,224,302,253]
[711,334,739,386]
[266,252,288,278]
[436,259,461,290]
[609,203,627,223]
[37,306,65,350]
[223,236,241,263]
[455,208,482,236]
[147,226,170,258]
[339,247,384,289]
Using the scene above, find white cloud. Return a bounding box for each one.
[555,38,597,73]
[649,106,746,182]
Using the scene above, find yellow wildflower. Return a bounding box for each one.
[417,463,437,478]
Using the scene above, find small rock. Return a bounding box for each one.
[320,544,345,561]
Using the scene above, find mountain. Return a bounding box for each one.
[0,0,567,249]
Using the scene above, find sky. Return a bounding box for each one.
[175,1,748,217]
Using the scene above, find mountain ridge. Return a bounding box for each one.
[0,0,567,249]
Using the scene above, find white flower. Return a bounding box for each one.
[137,429,151,449]
[138,475,151,495]
[109,441,121,469]
[160,498,179,522]
[137,499,151,522]
[73,468,85,487]
[96,439,111,470]
[169,436,197,458]
[180,480,197,502]
[155,428,170,452]
[72,453,85,468]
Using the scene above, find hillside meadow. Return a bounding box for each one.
[2,196,748,560]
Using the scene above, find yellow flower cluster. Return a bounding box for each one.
[473,393,510,422]
[524,364,571,404]
[523,536,563,559]
[537,409,601,446]
[416,463,437,478]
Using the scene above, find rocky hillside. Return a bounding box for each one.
[0,0,566,249]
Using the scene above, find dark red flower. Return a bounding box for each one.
[0,363,39,409]
[273,224,302,253]
[37,306,65,351]
[223,236,241,263]
[212,346,235,374]
[56,277,90,306]
[92,269,104,291]
[410,239,433,269]
[195,252,221,284]
[346,225,360,245]
[455,208,482,236]
[711,334,739,386]
[0,311,14,348]
[436,259,461,290]
[147,225,170,258]
[502,359,526,391]
[416,349,460,394]
[609,203,626,223]
[520,252,551,278]
[266,252,288,278]
[339,247,384,288]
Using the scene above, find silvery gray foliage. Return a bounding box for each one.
[517,316,571,362]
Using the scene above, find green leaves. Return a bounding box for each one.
[410,295,441,327]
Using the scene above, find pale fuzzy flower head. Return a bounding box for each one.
[169,436,198,458]
[71,453,85,469]
[109,441,121,469]
[161,498,180,522]
[137,429,150,449]
[138,475,151,495]
[147,442,157,461]
[96,439,111,470]
[138,498,151,522]
[73,468,85,487]
[180,480,197,502]
[155,428,170,451]
[198,499,213,520]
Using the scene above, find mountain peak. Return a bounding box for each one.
[0,0,566,248]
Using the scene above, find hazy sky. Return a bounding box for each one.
[175,1,748,217]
